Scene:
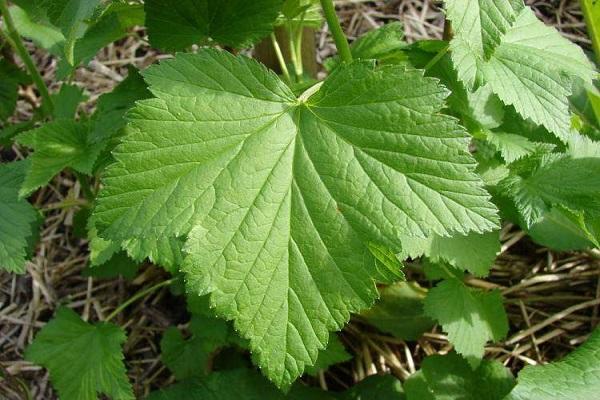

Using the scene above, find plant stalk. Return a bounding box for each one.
[270,33,291,83]
[105,279,174,322]
[580,0,600,65]
[0,0,53,116]
[319,0,352,63]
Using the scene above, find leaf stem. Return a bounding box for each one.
[105,279,174,322]
[270,33,291,83]
[0,0,53,116]
[319,0,352,63]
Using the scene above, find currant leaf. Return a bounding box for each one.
[25,307,134,400]
[93,49,498,387]
[424,278,508,365]
[446,0,596,141]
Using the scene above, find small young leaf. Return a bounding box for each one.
[145,0,284,51]
[39,0,102,65]
[505,327,600,400]
[50,83,87,119]
[16,120,101,196]
[93,50,498,388]
[486,131,554,164]
[399,231,501,277]
[326,22,408,70]
[0,161,39,273]
[424,279,508,366]
[501,155,600,226]
[404,353,515,400]
[25,307,134,400]
[69,3,144,68]
[361,282,434,341]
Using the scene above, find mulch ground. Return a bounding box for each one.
[1,1,598,398]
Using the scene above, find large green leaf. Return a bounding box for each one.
[445,0,596,141]
[0,161,39,273]
[145,0,284,51]
[25,307,134,400]
[93,49,498,387]
[505,327,600,400]
[424,278,508,366]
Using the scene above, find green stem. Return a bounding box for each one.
[0,0,53,116]
[287,26,302,82]
[319,0,352,63]
[270,33,291,83]
[74,171,94,200]
[294,12,306,78]
[581,0,600,65]
[105,279,174,322]
[423,44,449,72]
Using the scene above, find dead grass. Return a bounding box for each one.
[1,1,598,398]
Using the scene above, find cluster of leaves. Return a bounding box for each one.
[1,0,600,398]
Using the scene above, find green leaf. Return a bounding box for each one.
[88,224,121,266]
[424,279,508,365]
[501,155,600,226]
[83,251,140,280]
[326,22,408,70]
[367,242,406,284]
[145,0,284,51]
[93,50,498,387]
[446,0,596,141]
[404,353,515,400]
[16,120,101,196]
[148,369,312,400]
[0,161,39,273]
[486,131,554,164]
[50,83,87,119]
[89,66,152,172]
[399,231,501,277]
[341,374,404,400]
[160,314,231,380]
[445,0,524,89]
[70,3,144,67]
[304,334,351,376]
[0,58,31,121]
[25,307,134,400]
[10,4,65,56]
[40,0,102,65]
[528,206,600,251]
[361,282,434,341]
[505,327,600,400]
